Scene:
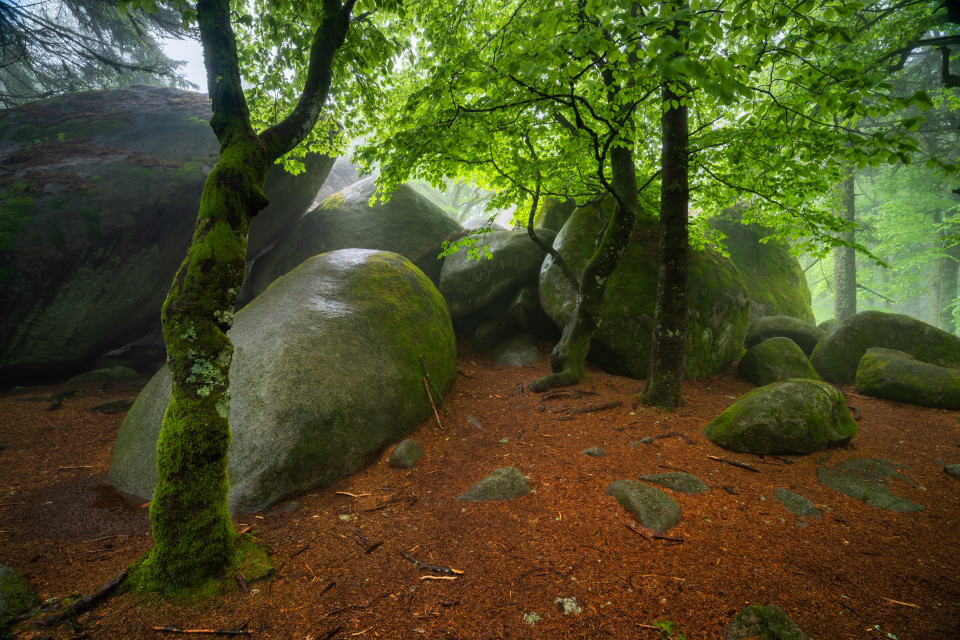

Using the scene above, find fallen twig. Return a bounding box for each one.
[38,568,128,626]
[400,550,463,575]
[722,485,738,495]
[364,541,383,554]
[708,455,760,473]
[456,369,472,378]
[321,592,389,620]
[652,534,684,543]
[880,597,919,608]
[420,575,457,581]
[335,492,371,498]
[423,377,442,429]
[152,626,253,635]
[421,355,462,429]
[58,465,93,470]
[568,400,622,416]
[539,389,599,401]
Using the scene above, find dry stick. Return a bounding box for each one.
[152,627,253,635]
[38,568,128,626]
[420,354,462,429]
[880,597,919,608]
[320,592,389,620]
[422,376,442,429]
[539,389,600,401]
[708,455,760,473]
[568,400,622,416]
[399,550,463,575]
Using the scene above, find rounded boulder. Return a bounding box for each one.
[109,250,456,513]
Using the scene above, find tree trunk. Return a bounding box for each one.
[642,75,688,408]
[527,144,637,392]
[833,168,856,322]
[939,243,960,333]
[133,0,353,593]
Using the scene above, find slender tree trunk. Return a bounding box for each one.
[939,243,960,333]
[133,0,353,592]
[642,73,688,408]
[833,168,856,322]
[527,145,637,392]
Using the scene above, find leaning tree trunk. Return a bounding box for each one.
[527,144,637,392]
[833,168,856,322]
[938,243,960,333]
[642,73,688,408]
[134,0,353,592]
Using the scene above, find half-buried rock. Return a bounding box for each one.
[724,604,812,640]
[605,480,681,534]
[638,472,710,494]
[855,347,960,409]
[109,250,456,513]
[388,439,423,469]
[704,379,856,455]
[738,337,818,387]
[817,458,924,513]
[456,467,531,501]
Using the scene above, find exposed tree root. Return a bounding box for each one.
[37,568,129,627]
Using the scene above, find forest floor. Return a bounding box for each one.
[2,338,960,640]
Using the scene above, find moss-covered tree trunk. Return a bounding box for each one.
[833,169,856,322]
[135,0,354,592]
[643,74,688,408]
[528,144,637,392]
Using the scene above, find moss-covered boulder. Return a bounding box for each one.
[810,310,960,384]
[540,202,750,379]
[535,198,576,232]
[704,379,857,455]
[0,86,333,382]
[242,176,461,302]
[109,250,456,513]
[0,564,37,621]
[738,337,819,387]
[744,316,825,355]
[709,209,815,323]
[440,229,556,318]
[724,604,812,640]
[855,347,960,409]
[605,479,682,534]
[456,467,531,501]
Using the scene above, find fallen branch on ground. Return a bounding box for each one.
[708,455,760,473]
[38,568,128,626]
[153,626,253,635]
[422,377,442,429]
[539,389,599,401]
[568,401,622,416]
[321,592,389,620]
[399,550,463,575]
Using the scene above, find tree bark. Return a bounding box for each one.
[134,0,353,592]
[833,168,856,322]
[527,144,637,392]
[642,73,688,408]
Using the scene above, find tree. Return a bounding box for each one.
[0,0,193,107]
[128,0,401,592]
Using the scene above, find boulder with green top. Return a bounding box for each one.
[709,208,815,323]
[810,310,960,384]
[638,472,710,494]
[855,347,960,409]
[744,316,825,355]
[440,229,556,318]
[540,201,750,379]
[605,479,682,534]
[241,176,461,302]
[0,86,334,382]
[738,337,819,387]
[704,379,857,455]
[724,604,812,640]
[0,564,37,621]
[109,250,456,514]
[456,467,531,501]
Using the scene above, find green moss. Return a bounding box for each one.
[80,206,100,235]
[318,192,344,211]
[0,181,34,253]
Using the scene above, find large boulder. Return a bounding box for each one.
[810,310,960,383]
[242,176,461,301]
[109,250,456,513]
[440,229,556,318]
[709,208,815,322]
[855,347,960,409]
[0,86,334,382]
[744,315,825,355]
[738,337,819,387]
[704,378,857,455]
[540,202,750,379]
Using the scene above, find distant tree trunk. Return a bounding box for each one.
[643,72,688,408]
[833,168,856,322]
[940,242,960,334]
[527,145,637,392]
[133,0,354,593]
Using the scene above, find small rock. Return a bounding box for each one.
[388,439,423,469]
[456,467,531,502]
[724,604,812,640]
[945,464,960,480]
[638,472,709,494]
[605,480,681,534]
[0,564,38,621]
[773,488,821,519]
[582,446,605,457]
